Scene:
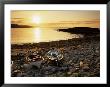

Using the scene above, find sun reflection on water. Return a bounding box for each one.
[34,28,41,43]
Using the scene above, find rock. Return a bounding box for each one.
[83,64,90,71]
[17,73,22,77]
[80,61,84,68]
[51,67,57,72]
[69,67,75,73]
[45,66,53,70]
[30,60,43,68]
[11,70,21,77]
[96,63,100,68]
[77,45,81,48]
[95,50,99,54]
[74,64,80,70]
[60,67,68,71]
[23,64,32,71]
[68,60,73,63]
[67,72,72,75]
[56,72,64,77]
[45,48,63,61]
[45,71,51,75]
[71,73,79,77]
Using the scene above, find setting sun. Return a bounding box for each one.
[32,16,41,24]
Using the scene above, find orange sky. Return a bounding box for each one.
[11,10,100,28]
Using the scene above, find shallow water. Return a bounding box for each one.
[11,28,79,44]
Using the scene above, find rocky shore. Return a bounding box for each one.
[11,35,100,77]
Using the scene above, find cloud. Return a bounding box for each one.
[11,18,26,24]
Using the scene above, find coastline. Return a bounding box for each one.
[11,35,99,49]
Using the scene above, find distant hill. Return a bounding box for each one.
[58,27,100,34]
[11,24,33,28]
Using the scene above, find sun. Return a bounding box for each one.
[32,16,41,24]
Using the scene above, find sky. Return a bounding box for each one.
[11,10,100,28]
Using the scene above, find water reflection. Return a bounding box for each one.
[34,28,41,43]
[11,27,79,44]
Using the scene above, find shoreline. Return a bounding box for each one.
[11,36,99,49]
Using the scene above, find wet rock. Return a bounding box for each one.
[23,64,32,71]
[60,66,68,71]
[51,67,58,72]
[82,64,90,71]
[17,72,26,77]
[68,60,73,63]
[71,73,79,77]
[69,66,75,73]
[74,64,80,70]
[30,60,43,68]
[77,45,81,48]
[45,71,49,75]
[45,48,63,61]
[56,72,64,77]
[80,61,84,68]
[67,72,72,75]
[45,65,53,70]
[95,50,99,54]
[11,70,21,77]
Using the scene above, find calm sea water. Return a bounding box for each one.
[11,28,80,44]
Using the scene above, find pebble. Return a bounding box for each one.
[23,64,32,70]
[83,64,90,71]
[11,37,100,77]
[60,67,68,71]
[29,60,43,68]
[80,61,84,68]
[45,66,53,70]
[67,72,72,75]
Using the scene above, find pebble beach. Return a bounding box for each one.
[11,35,100,77]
